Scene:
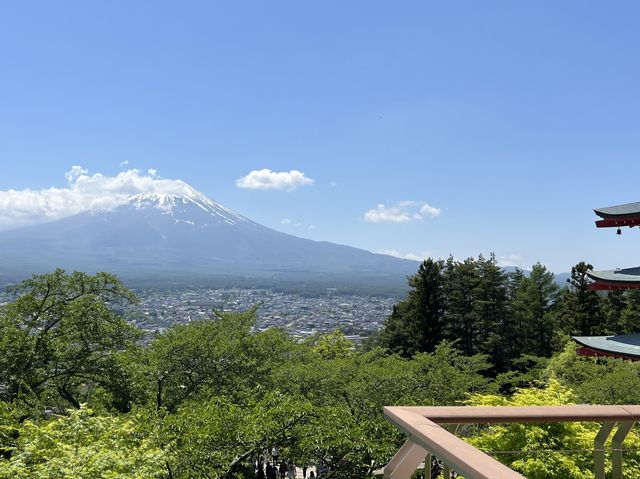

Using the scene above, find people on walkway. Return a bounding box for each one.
[266,461,276,479]
[256,458,265,479]
[286,460,296,479]
[279,460,287,479]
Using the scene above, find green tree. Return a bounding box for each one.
[308,329,353,359]
[442,257,478,357]
[377,259,445,357]
[620,289,640,333]
[0,269,140,411]
[472,254,511,370]
[506,268,528,354]
[509,263,559,357]
[160,392,312,479]
[602,289,626,333]
[557,262,603,336]
[0,407,166,479]
[468,379,640,479]
[0,402,21,460]
[279,342,491,478]
[547,344,640,405]
[148,307,261,411]
[442,255,512,370]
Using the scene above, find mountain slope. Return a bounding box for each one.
[0,184,418,290]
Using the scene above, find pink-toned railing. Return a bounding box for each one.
[383,405,640,479]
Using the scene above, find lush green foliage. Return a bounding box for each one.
[377,256,561,373]
[0,269,140,411]
[547,344,640,405]
[468,379,640,479]
[0,270,496,478]
[378,258,640,372]
[2,266,640,479]
[0,407,166,479]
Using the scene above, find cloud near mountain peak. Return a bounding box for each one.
[0,167,188,230]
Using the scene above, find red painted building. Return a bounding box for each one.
[572,201,640,359]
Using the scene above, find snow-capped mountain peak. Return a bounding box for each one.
[128,182,250,226]
[0,179,418,293]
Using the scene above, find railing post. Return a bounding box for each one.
[384,439,428,479]
[424,453,431,478]
[440,424,455,479]
[612,421,634,479]
[595,422,615,479]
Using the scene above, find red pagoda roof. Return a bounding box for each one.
[587,267,640,290]
[594,201,640,228]
[574,334,640,360]
[588,201,640,290]
[572,201,640,357]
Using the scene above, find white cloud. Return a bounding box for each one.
[419,203,441,218]
[364,201,441,223]
[365,204,412,223]
[235,169,314,191]
[65,165,88,182]
[379,249,431,261]
[279,218,306,229]
[497,254,527,269]
[119,160,129,167]
[0,166,192,230]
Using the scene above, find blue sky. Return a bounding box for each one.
[1,1,640,273]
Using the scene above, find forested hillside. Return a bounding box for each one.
[2,263,640,479]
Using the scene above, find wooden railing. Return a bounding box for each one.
[384,405,640,479]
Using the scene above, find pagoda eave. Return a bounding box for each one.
[575,345,640,361]
[573,334,640,361]
[594,201,640,222]
[587,268,640,291]
[588,280,640,291]
[595,217,640,228]
[579,201,640,359]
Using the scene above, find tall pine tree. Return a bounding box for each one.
[442,256,479,357]
[472,254,511,371]
[377,258,445,356]
[508,263,559,357]
[557,262,603,335]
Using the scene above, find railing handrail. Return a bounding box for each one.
[384,405,640,479]
[397,404,640,424]
[384,407,526,479]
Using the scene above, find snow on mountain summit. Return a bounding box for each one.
[128,182,251,226]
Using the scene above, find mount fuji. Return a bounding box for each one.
[0,183,418,292]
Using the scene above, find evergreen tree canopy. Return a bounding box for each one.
[557,262,603,336]
[377,258,444,356]
[508,263,559,357]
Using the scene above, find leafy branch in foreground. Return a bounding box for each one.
[0,269,140,411]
